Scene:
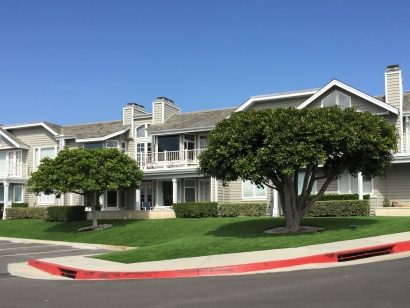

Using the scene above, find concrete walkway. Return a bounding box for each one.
[8,232,410,280]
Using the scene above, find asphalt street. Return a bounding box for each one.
[1,239,409,308]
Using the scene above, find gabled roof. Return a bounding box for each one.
[297,79,399,114]
[62,120,130,142]
[147,108,236,135]
[0,128,29,149]
[2,121,62,136]
[236,89,319,112]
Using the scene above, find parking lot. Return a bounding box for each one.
[0,239,113,278]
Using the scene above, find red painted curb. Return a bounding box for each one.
[28,240,410,280]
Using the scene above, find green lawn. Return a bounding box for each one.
[1,216,410,263]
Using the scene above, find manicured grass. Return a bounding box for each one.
[1,216,410,263]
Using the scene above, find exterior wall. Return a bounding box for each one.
[248,96,308,111]
[10,127,58,207]
[386,72,401,109]
[65,138,81,149]
[307,87,388,113]
[0,137,15,149]
[153,102,163,124]
[123,108,133,126]
[163,102,179,122]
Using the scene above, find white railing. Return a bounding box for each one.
[127,149,205,169]
[0,163,29,177]
[400,133,410,154]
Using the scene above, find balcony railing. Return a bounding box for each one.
[127,149,205,169]
[402,133,410,154]
[0,163,29,177]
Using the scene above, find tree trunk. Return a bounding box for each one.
[90,203,98,228]
[284,209,302,232]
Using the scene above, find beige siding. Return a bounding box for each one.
[248,96,308,111]
[65,138,81,149]
[382,114,401,152]
[374,164,410,204]
[0,137,15,149]
[307,87,387,113]
[153,102,163,124]
[386,73,401,109]
[126,189,136,210]
[163,102,180,122]
[123,108,133,126]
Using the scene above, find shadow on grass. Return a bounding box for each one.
[205,217,380,239]
[42,219,140,234]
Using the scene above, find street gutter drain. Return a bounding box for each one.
[337,246,393,262]
[59,268,77,279]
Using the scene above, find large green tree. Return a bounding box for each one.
[28,148,144,227]
[198,106,399,232]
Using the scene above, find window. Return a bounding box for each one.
[339,173,372,194]
[297,173,317,195]
[136,125,148,138]
[84,142,103,149]
[107,191,118,207]
[34,147,55,171]
[0,152,6,174]
[106,140,118,148]
[199,180,210,202]
[0,186,11,203]
[242,180,266,198]
[185,179,196,202]
[39,193,55,204]
[121,142,126,153]
[13,186,23,203]
[199,135,208,150]
[322,90,351,110]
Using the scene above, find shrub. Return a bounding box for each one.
[44,206,87,222]
[219,203,267,217]
[6,207,46,219]
[305,194,370,201]
[173,202,218,218]
[11,203,29,208]
[305,200,370,217]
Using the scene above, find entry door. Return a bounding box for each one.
[140,183,153,205]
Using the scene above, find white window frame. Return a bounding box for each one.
[136,124,150,138]
[106,140,119,149]
[198,179,210,202]
[184,179,196,202]
[121,142,127,153]
[105,190,119,209]
[33,147,57,171]
[13,185,24,203]
[297,172,317,195]
[242,180,267,200]
[38,193,55,205]
[338,173,373,195]
[321,90,351,109]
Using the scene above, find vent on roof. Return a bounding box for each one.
[156,97,174,104]
[386,64,400,72]
[127,102,145,109]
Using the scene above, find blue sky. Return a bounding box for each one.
[1,0,409,125]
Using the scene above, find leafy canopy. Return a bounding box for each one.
[198,106,398,187]
[28,147,144,198]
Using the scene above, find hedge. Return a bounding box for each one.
[315,194,370,201]
[173,202,218,218]
[305,200,370,217]
[44,206,87,222]
[6,207,46,219]
[219,203,267,217]
[0,202,29,208]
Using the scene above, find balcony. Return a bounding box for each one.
[127,149,205,170]
[0,163,29,178]
[402,133,410,154]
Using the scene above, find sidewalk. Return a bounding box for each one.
[8,231,410,280]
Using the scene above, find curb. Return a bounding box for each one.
[0,236,136,251]
[28,240,410,280]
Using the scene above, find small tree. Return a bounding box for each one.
[198,107,398,232]
[27,147,144,228]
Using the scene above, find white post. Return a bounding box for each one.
[172,178,178,204]
[210,177,213,202]
[272,188,279,217]
[164,150,167,168]
[136,188,141,210]
[185,149,188,167]
[2,181,10,220]
[70,193,74,205]
[358,172,363,200]
[60,194,65,206]
[214,178,218,203]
